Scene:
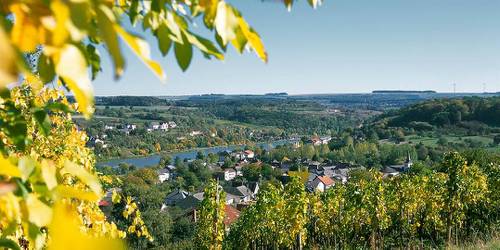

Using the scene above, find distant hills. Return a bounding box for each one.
[372,90,436,94]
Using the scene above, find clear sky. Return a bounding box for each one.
[93,0,500,96]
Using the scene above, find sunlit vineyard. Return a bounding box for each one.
[194,152,500,249]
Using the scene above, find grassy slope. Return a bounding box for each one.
[451,237,500,250]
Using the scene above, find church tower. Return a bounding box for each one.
[404,152,413,170]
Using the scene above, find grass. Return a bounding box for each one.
[451,236,500,250]
[404,135,497,147]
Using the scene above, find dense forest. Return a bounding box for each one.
[381,97,500,128]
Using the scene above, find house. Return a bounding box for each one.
[159,122,169,131]
[190,131,202,136]
[191,192,234,205]
[308,161,322,171]
[291,139,301,148]
[224,185,254,204]
[310,136,332,146]
[381,166,400,178]
[234,165,244,176]
[150,122,160,130]
[381,153,413,178]
[231,151,244,161]
[217,168,236,181]
[223,205,241,228]
[243,150,255,159]
[247,182,259,196]
[125,124,137,130]
[164,189,190,206]
[168,121,177,128]
[158,165,176,183]
[104,125,114,130]
[186,204,241,230]
[310,175,335,192]
[320,136,332,144]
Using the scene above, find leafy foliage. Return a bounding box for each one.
[0,0,318,248]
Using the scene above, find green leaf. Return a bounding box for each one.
[45,102,71,113]
[185,32,223,60]
[156,23,172,56]
[174,33,193,72]
[129,0,140,25]
[215,33,227,52]
[230,26,247,54]
[0,238,21,250]
[33,109,51,135]
[37,54,55,84]
[86,44,101,80]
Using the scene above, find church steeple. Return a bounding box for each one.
[404,152,412,169]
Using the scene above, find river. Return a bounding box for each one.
[97,139,296,168]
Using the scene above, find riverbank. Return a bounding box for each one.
[97,139,295,168]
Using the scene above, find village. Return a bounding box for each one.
[115,138,416,230]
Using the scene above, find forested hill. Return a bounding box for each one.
[379,96,500,128]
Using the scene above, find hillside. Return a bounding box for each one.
[379,96,500,128]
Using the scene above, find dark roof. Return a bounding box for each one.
[176,196,201,210]
[381,166,399,174]
[224,185,253,197]
[165,189,189,205]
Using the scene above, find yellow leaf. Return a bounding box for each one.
[63,161,102,195]
[9,4,40,52]
[54,45,94,117]
[48,202,125,250]
[114,26,165,80]
[50,0,70,47]
[238,17,268,63]
[0,156,21,178]
[0,26,18,86]
[53,185,99,202]
[96,5,125,79]
[214,2,238,45]
[26,194,53,227]
[200,0,219,28]
[41,160,58,190]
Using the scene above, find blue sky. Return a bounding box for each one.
[93,0,500,96]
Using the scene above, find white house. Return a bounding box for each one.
[190,131,202,136]
[159,122,169,131]
[310,175,335,192]
[320,136,332,144]
[158,165,176,183]
[125,124,137,130]
[243,150,255,159]
[168,121,177,128]
[223,169,237,181]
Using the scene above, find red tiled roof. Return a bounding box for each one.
[98,200,111,207]
[318,176,335,186]
[224,205,240,226]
